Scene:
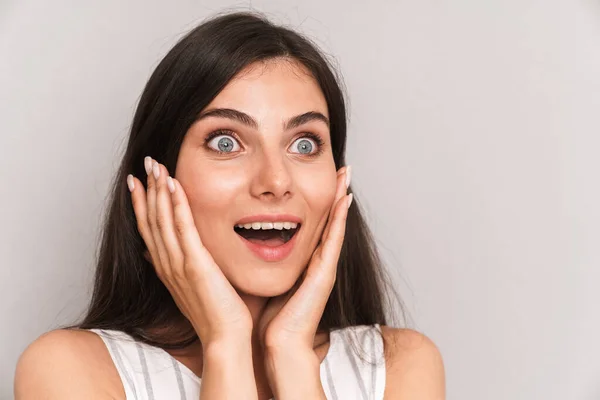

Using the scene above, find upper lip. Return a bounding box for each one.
[235,214,302,225]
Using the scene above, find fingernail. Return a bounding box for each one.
[144,157,152,175]
[347,193,353,209]
[345,165,352,188]
[152,161,160,179]
[127,174,135,192]
[167,177,175,193]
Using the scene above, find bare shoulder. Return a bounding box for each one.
[380,326,446,400]
[14,329,125,399]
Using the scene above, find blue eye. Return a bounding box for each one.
[290,137,317,155]
[207,133,241,153]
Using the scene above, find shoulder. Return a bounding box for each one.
[380,325,446,399]
[14,329,125,399]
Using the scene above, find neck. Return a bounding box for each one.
[239,293,275,399]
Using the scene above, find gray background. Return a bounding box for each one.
[2,1,599,399]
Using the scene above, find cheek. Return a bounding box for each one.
[297,168,337,220]
[190,170,244,205]
[180,167,246,236]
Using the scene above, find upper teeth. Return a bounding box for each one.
[236,222,299,230]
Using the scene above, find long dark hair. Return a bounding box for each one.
[62,10,406,358]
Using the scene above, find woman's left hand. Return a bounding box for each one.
[257,166,352,398]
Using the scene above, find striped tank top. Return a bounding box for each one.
[89,323,386,399]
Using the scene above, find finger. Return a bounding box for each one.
[153,162,184,272]
[293,193,351,328]
[320,193,351,266]
[284,193,350,330]
[168,176,221,282]
[128,173,160,271]
[322,166,349,242]
[146,158,172,276]
[310,166,348,285]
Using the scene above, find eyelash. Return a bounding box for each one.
[204,129,325,157]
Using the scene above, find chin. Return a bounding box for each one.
[229,262,303,298]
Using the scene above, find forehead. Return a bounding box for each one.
[204,59,329,121]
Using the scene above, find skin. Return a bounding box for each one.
[14,58,446,399]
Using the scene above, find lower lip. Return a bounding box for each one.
[236,228,300,262]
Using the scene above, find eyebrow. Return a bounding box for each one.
[195,108,330,131]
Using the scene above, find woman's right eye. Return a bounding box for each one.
[206,133,241,153]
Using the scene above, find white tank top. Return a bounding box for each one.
[89,323,386,400]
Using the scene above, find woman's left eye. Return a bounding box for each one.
[289,137,318,155]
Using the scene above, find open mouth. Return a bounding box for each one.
[234,223,301,247]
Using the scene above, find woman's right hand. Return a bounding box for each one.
[127,156,253,346]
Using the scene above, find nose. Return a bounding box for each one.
[250,150,293,201]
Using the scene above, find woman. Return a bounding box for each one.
[15,10,445,399]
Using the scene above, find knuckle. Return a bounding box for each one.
[174,220,187,238]
[147,215,156,230]
[146,176,155,190]
[171,262,188,281]
[182,261,202,282]
[146,206,157,226]
[156,214,168,231]
[173,208,188,236]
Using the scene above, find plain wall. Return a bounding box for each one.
[1,1,599,398]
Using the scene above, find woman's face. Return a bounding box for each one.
[175,59,337,297]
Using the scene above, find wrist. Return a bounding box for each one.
[265,348,324,399]
[265,343,319,363]
[201,337,257,399]
[203,335,253,360]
